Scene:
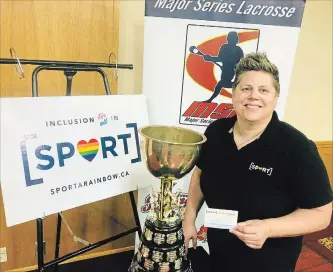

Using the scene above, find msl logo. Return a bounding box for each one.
[21,123,141,187]
[180,25,260,126]
[182,101,235,124]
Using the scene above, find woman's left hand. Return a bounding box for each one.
[229,219,271,249]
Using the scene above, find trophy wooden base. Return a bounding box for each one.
[128,217,193,272]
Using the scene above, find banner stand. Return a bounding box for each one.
[0,56,142,272]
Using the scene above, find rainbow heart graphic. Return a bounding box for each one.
[77,139,99,162]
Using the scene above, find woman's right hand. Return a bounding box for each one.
[183,221,198,252]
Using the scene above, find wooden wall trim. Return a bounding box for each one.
[316,141,333,148]
[0,0,119,98]
[315,141,333,188]
[7,246,134,272]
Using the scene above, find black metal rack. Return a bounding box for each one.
[0,56,142,272]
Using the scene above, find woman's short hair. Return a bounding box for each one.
[232,52,280,93]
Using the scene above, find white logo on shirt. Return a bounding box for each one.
[249,162,273,176]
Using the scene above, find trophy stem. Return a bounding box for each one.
[158,177,173,221]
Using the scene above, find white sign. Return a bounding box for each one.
[0,94,154,227]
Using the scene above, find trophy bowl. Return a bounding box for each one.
[129,125,207,272]
[139,125,207,180]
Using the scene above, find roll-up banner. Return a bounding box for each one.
[138,0,306,252]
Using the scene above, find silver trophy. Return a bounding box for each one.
[129,125,207,272]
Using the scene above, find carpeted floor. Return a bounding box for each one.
[30,245,332,272]
[295,214,333,271]
[303,215,333,261]
[296,245,333,271]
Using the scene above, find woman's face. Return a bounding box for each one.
[232,71,279,123]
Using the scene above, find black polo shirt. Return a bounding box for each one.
[196,111,333,272]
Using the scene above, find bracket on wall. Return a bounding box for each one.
[0,48,132,95]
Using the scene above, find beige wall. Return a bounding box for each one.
[284,0,332,141]
[118,1,145,95]
[118,0,332,141]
